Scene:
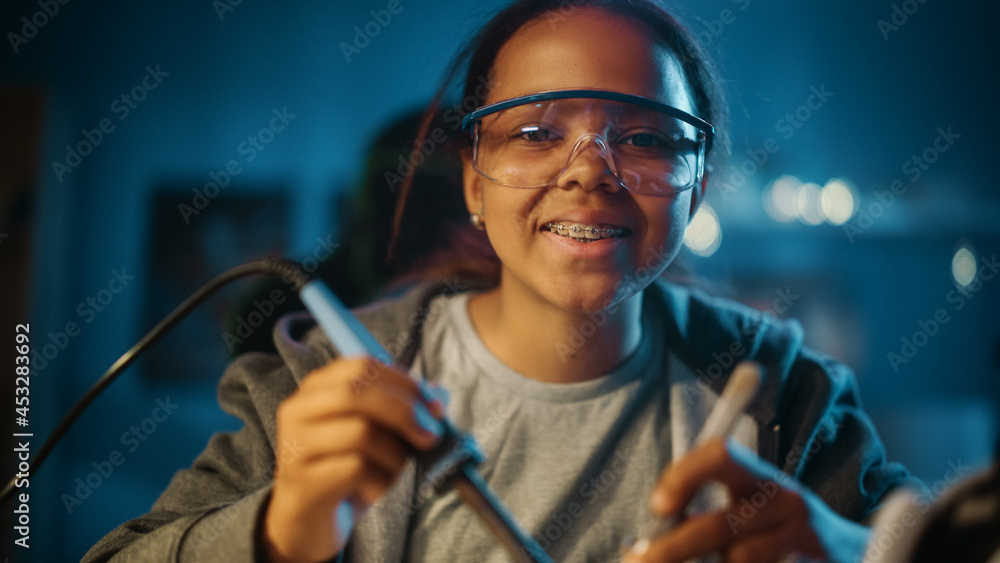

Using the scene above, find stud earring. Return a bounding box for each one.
[470,211,485,230]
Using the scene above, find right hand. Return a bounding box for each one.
[262,356,448,562]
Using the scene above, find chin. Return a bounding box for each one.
[542,275,640,314]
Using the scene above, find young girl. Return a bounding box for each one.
[86,1,914,561]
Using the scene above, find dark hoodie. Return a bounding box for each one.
[83,279,917,562]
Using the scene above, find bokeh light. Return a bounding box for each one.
[796,182,824,225]
[684,203,722,256]
[952,245,977,287]
[820,178,856,225]
[763,175,801,222]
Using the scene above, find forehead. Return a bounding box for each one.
[488,7,695,114]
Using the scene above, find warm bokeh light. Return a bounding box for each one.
[952,246,977,287]
[820,178,856,225]
[796,182,824,225]
[684,203,722,256]
[763,175,801,222]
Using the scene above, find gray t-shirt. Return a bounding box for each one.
[406,292,677,562]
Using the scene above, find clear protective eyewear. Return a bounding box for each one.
[462,90,715,196]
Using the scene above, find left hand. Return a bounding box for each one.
[624,438,871,563]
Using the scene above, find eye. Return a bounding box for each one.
[620,132,668,148]
[616,128,695,155]
[513,125,560,143]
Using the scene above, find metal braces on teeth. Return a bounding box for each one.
[546,222,626,238]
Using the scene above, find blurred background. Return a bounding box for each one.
[1,0,998,560]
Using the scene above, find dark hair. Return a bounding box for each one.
[388,0,729,287]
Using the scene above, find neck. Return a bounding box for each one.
[467,277,644,384]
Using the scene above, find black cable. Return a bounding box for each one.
[1,257,311,504]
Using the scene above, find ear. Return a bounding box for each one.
[688,171,708,220]
[462,153,484,215]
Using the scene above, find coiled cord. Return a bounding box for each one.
[1,257,311,504]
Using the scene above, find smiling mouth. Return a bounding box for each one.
[544,222,631,243]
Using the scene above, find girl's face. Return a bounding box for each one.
[463,7,705,313]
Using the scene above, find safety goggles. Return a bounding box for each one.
[462,90,714,196]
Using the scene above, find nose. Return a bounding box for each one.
[554,134,624,193]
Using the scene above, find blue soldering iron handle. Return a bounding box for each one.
[299,280,393,362]
[299,280,481,465]
[298,279,549,563]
